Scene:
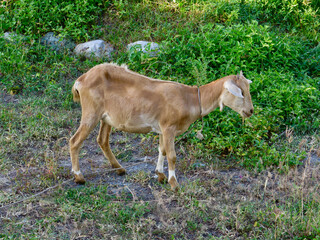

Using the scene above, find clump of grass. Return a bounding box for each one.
[127,170,152,186]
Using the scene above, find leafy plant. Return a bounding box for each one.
[118,21,319,169]
[0,0,109,41]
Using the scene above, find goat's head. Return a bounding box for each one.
[219,71,254,118]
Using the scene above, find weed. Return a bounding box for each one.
[127,170,151,186]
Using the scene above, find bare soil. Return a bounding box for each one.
[1,123,319,205]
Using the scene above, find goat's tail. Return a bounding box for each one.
[72,82,80,102]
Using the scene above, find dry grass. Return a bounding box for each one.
[1,124,319,239]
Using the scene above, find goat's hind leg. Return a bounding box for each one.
[70,123,96,184]
[155,134,167,183]
[97,121,126,175]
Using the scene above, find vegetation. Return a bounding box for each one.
[0,0,319,239]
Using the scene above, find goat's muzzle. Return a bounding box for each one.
[242,108,254,118]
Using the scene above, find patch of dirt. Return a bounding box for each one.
[0,90,19,105]
[1,125,319,206]
[0,128,164,204]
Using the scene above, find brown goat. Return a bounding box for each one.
[69,63,254,191]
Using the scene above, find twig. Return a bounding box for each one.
[125,186,137,202]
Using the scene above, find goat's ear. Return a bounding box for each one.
[240,71,252,84]
[224,80,244,98]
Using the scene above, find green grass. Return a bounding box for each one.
[1,184,150,239]
[0,0,320,239]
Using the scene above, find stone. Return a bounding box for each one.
[0,175,10,187]
[127,41,160,57]
[1,32,26,42]
[40,32,75,51]
[307,152,320,165]
[74,40,114,59]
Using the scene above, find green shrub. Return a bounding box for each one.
[121,21,319,169]
[240,0,320,41]
[0,37,102,109]
[253,71,320,132]
[0,0,109,41]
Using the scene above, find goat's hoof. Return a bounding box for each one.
[116,168,126,176]
[169,177,179,192]
[155,170,167,183]
[74,173,86,185]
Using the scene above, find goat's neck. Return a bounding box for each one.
[199,79,225,116]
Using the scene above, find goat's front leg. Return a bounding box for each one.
[162,130,179,191]
[70,123,95,184]
[97,121,126,175]
[155,134,167,183]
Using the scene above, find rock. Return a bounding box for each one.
[74,40,114,60]
[127,41,160,57]
[1,32,26,42]
[306,152,320,165]
[0,175,10,187]
[40,32,75,51]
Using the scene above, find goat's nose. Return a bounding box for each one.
[250,109,254,114]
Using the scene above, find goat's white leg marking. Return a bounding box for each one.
[168,170,177,181]
[155,137,167,183]
[71,169,82,176]
[155,147,165,173]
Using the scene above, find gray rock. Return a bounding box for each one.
[306,152,320,165]
[0,175,10,187]
[74,40,114,59]
[40,32,75,51]
[1,32,26,42]
[127,41,160,57]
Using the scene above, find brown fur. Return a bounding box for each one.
[69,63,254,190]
[72,84,80,102]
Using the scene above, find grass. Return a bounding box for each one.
[1,148,319,239]
[0,0,320,238]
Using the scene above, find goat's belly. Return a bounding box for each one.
[102,113,161,134]
[116,124,152,134]
[114,123,161,134]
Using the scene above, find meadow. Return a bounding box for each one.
[0,0,319,239]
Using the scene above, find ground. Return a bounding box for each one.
[0,91,320,239]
